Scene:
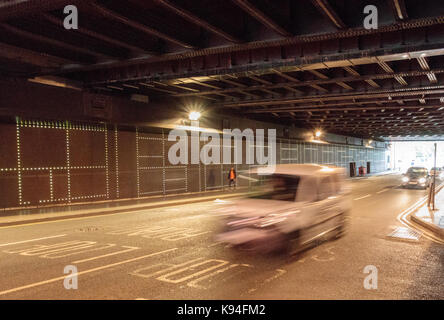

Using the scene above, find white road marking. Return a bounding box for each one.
[4,241,80,254]
[208,242,222,247]
[214,199,229,204]
[132,258,243,288]
[157,259,229,284]
[131,258,203,279]
[182,214,213,220]
[3,240,91,255]
[0,248,177,297]
[353,194,372,201]
[376,189,389,194]
[0,234,67,247]
[247,269,287,294]
[108,225,209,241]
[8,241,98,257]
[72,246,140,264]
[311,246,336,262]
[187,264,244,289]
[43,243,117,259]
[131,256,285,294]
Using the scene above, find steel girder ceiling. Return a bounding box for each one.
[1,0,444,138]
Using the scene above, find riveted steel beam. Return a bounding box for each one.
[311,0,346,29]
[231,0,292,37]
[89,2,196,49]
[154,0,241,43]
[390,0,409,20]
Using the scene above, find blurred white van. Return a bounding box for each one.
[216,164,351,254]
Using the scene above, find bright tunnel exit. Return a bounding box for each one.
[390,141,444,173]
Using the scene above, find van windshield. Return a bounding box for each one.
[249,174,300,202]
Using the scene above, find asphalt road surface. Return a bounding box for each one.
[0,174,442,299]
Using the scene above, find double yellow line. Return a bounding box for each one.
[397,184,444,244]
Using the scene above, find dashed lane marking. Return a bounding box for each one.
[353,194,372,201]
[376,189,389,194]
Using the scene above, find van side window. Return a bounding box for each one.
[318,176,334,201]
[296,177,317,202]
[269,176,299,201]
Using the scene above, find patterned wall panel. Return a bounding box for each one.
[0,123,19,208]
[0,118,388,210]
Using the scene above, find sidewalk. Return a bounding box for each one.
[0,188,248,227]
[411,186,444,240]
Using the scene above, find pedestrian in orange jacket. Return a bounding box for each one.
[228,167,236,189]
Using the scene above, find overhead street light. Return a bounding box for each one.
[189,111,201,121]
[308,129,327,144]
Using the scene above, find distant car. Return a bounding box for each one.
[401,167,430,189]
[215,164,351,254]
[430,167,444,179]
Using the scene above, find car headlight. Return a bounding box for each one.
[402,176,409,183]
[419,177,426,184]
